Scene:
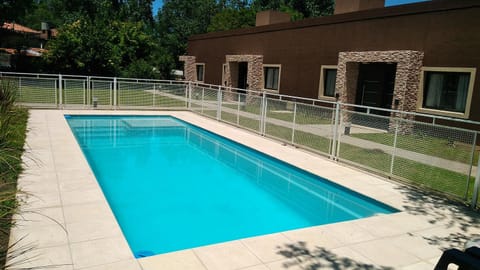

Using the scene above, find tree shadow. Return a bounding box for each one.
[276,241,393,270]
[394,184,480,250]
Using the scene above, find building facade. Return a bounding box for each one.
[181,0,480,125]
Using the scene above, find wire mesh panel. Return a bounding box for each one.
[16,77,57,106]
[391,119,476,200]
[118,81,155,107]
[293,103,335,155]
[91,80,112,107]
[264,98,294,143]
[236,92,262,133]
[220,90,241,126]
[336,110,395,175]
[63,79,86,106]
[199,87,219,119]
[153,82,186,108]
[189,85,203,112]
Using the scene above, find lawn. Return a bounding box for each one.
[338,143,474,199]
[351,132,479,165]
[222,101,333,125]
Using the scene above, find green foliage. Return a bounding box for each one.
[208,8,256,32]
[9,0,334,78]
[0,80,28,269]
[0,0,34,24]
[253,0,334,18]
[157,0,219,69]
[44,19,158,76]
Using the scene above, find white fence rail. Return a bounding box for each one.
[1,72,479,208]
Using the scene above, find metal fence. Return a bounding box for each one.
[2,71,479,208]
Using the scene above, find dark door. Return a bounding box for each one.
[237,62,248,91]
[355,63,396,116]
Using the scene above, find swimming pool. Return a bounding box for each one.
[66,115,397,257]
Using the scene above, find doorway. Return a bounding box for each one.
[237,62,248,90]
[355,63,396,115]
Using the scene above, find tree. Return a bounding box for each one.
[207,8,256,32]
[43,18,158,76]
[156,0,219,69]
[252,0,334,18]
[0,0,33,24]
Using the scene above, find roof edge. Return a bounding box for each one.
[189,0,480,41]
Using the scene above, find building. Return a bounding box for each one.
[180,0,480,125]
[0,22,56,70]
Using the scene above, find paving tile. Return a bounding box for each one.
[400,261,435,270]
[6,245,72,270]
[56,169,96,183]
[237,264,270,270]
[78,259,141,270]
[14,206,65,228]
[58,177,100,193]
[70,236,133,269]
[193,241,261,270]
[17,191,62,210]
[139,250,206,270]
[266,258,323,270]
[9,223,68,248]
[18,174,59,195]
[349,238,421,268]
[320,221,376,245]
[329,246,373,264]
[63,202,115,224]
[389,234,443,260]
[281,226,343,250]
[61,187,106,206]
[241,233,292,263]
[66,219,123,243]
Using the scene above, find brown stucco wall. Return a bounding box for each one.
[186,0,480,122]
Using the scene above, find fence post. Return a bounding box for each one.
[153,83,156,107]
[201,87,205,114]
[260,91,267,135]
[187,81,192,110]
[331,102,340,160]
[236,92,240,126]
[113,77,117,109]
[291,102,297,144]
[472,152,480,209]
[18,77,22,101]
[390,119,399,176]
[58,74,63,108]
[87,76,91,106]
[465,132,477,200]
[216,85,222,120]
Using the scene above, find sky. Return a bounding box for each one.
[151,0,430,15]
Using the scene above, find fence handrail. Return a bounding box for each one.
[4,71,480,130]
[340,102,480,127]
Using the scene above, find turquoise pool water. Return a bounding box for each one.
[66,115,397,257]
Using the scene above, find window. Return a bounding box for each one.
[263,65,280,91]
[418,67,476,118]
[319,65,337,99]
[195,63,205,82]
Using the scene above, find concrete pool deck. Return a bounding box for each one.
[7,109,480,270]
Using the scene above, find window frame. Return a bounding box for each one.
[222,63,227,86]
[195,63,205,82]
[417,67,476,119]
[318,65,338,101]
[263,64,281,92]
